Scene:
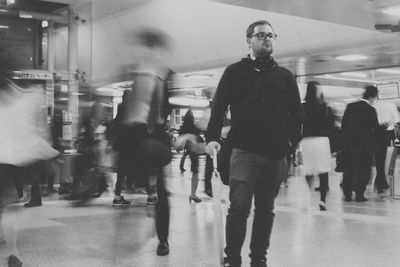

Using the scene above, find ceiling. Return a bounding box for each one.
[80,0,400,83]
[3,0,400,104]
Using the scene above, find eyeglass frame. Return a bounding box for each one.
[251,32,278,40]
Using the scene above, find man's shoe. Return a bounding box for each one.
[355,196,368,202]
[156,241,169,256]
[112,196,131,207]
[344,196,352,202]
[223,257,241,267]
[205,190,213,198]
[250,257,267,267]
[24,201,42,208]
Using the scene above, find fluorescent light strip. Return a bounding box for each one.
[339,72,368,78]
[0,25,9,29]
[377,68,400,74]
[19,14,33,19]
[335,54,368,61]
[382,6,400,17]
[315,74,379,84]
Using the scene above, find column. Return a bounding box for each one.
[68,8,79,142]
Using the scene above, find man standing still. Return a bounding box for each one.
[205,20,304,267]
[341,85,379,202]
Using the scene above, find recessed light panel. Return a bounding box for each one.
[335,55,368,61]
[376,68,400,74]
[382,6,400,17]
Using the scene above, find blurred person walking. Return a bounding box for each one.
[373,100,399,193]
[116,28,173,256]
[205,20,303,267]
[301,81,334,211]
[110,90,132,207]
[341,85,379,202]
[0,48,58,267]
[178,109,204,203]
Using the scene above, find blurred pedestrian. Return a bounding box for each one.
[341,85,379,202]
[301,81,334,210]
[0,47,58,267]
[117,28,174,256]
[178,109,204,203]
[373,100,399,193]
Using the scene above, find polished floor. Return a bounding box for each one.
[2,154,400,267]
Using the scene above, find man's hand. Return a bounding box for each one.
[205,141,221,156]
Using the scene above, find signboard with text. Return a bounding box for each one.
[377,82,399,100]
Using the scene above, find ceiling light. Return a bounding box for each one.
[7,0,15,5]
[335,55,368,61]
[339,72,368,78]
[0,9,8,12]
[41,20,48,28]
[376,68,400,74]
[19,11,33,19]
[381,6,400,17]
[0,25,9,29]
[184,74,213,79]
[315,74,378,84]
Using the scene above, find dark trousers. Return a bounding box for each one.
[342,147,371,198]
[155,169,169,242]
[204,155,213,192]
[374,144,389,190]
[14,174,24,198]
[225,149,287,262]
[179,150,188,171]
[307,173,329,202]
[0,165,22,206]
[1,163,42,203]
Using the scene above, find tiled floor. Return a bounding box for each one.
[2,154,400,267]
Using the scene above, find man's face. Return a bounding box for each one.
[247,24,275,58]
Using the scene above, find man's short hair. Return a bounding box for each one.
[362,85,378,99]
[246,20,273,38]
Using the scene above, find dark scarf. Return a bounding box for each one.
[242,54,277,72]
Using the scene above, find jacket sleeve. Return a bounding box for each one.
[206,66,232,143]
[286,72,304,146]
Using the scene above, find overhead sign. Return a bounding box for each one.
[377,82,399,100]
[10,70,53,80]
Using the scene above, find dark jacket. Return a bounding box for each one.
[341,100,379,150]
[206,57,304,159]
[302,102,334,138]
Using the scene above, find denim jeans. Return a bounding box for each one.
[225,149,287,263]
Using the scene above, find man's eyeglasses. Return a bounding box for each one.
[252,32,277,40]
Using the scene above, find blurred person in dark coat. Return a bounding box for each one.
[341,85,379,202]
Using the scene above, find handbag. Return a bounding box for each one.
[335,151,345,172]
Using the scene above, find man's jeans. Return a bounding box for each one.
[225,149,287,262]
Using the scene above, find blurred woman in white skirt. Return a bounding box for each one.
[301,81,334,211]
